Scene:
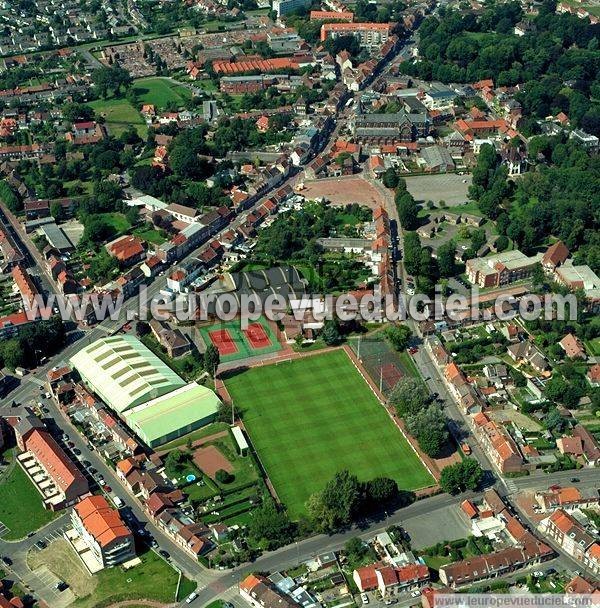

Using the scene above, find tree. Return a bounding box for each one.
[248,501,295,549]
[437,240,457,278]
[405,405,448,457]
[307,470,362,532]
[205,343,220,377]
[439,459,484,494]
[92,66,132,98]
[384,324,412,351]
[544,407,565,433]
[396,190,419,230]
[345,537,369,564]
[389,377,428,417]
[165,449,187,472]
[82,215,116,246]
[364,477,399,506]
[50,201,64,222]
[403,232,422,276]
[215,469,234,484]
[321,319,342,346]
[382,167,399,189]
[136,320,150,337]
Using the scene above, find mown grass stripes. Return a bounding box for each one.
[225,350,433,518]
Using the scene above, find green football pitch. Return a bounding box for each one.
[225,350,434,518]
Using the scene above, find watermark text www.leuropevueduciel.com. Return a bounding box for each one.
[434,595,598,608]
[21,284,578,328]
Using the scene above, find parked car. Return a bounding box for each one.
[186,592,198,604]
[35,540,47,550]
[410,591,421,598]
[570,477,580,483]
[361,593,369,604]
[159,549,170,559]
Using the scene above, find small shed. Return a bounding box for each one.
[231,425,249,457]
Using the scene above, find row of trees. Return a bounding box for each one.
[307,470,411,533]
[389,378,449,458]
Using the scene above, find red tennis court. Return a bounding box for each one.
[244,322,272,349]
[381,362,403,390]
[209,329,239,355]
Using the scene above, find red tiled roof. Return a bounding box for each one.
[24,429,88,495]
[74,495,132,548]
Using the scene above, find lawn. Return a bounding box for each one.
[97,212,131,233]
[0,461,58,540]
[585,338,600,357]
[30,539,192,608]
[224,350,434,518]
[132,226,167,245]
[88,98,147,137]
[133,77,192,108]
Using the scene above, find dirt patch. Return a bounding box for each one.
[193,445,233,478]
[513,490,546,525]
[301,177,385,209]
[28,538,97,600]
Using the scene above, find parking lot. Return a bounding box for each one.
[401,504,471,549]
[30,523,70,552]
[405,174,472,205]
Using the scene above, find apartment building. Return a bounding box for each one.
[320,23,392,47]
[71,495,135,568]
[466,250,542,288]
[541,509,600,575]
[18,427,89,509]
[472,412,524,474]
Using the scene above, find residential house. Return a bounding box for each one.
[559,333,586,360]
[542,241,569,271]
[240,574,300,608]
[106,235,145,267]
[439,540,553,588]
[507,341,549,373]
[572,424,600,466]
[149,320,192,358]
[534,486,599,513]
[587,364,600,388]
[353,563,430,597]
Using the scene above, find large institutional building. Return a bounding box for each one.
[70,335,220,448]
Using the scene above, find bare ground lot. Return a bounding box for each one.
[404,174,472,205]
[301,177,385,209]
